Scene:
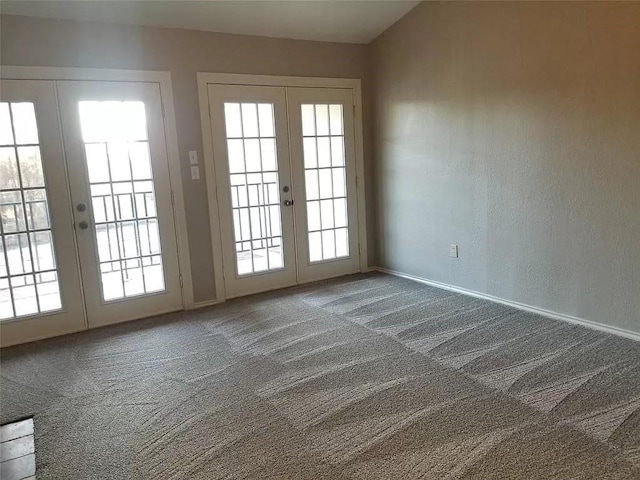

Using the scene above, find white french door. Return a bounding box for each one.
[209,85,297,298]
[287,88,360,283]
[207,84,360,298]
[0,80,85,346]
[1,79,182,346]
[56,81,182,328]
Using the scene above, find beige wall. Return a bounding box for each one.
[0,14,372,303]
[371,1,640,333]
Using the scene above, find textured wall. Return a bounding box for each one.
[370,1,640,333]
[0,14,373,303]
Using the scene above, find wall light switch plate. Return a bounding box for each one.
[191,165,200,180]
[449,244,459,258]
[189,150,198,165]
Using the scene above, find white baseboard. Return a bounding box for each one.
[375,267,640,343]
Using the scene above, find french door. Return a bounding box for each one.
[208,84,360,298]
[1,79,182,346]
[57,81,182,328]
[1,80,85,346]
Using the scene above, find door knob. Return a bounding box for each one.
[283,199,294,207]
[78,220,89,230]
[76,203,87,212]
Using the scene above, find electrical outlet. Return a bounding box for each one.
[188,150,198,165]
[449,244,459,258]
[190,165,200,180]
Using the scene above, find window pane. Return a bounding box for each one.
[334,198,347,228]
[261,139,277,172]
[24,189,50,230]
[322,230,336,259]
[113,182,135,221]
[305,170,319,200]
[244,139,261,172]
[0,103,14,145]
[0,241,6,278]
[315,105,329,136]
[11,275,38,316]
[319,169,333,199]
[223,102,284,276]
[301,105,315,136]
[0,147,20,190]
[17,146,45,188]
[329,104,344,135]
[6,233,32,275]
[308,232,322,262]
[11,103,39,145]
[307,200,320,231]
[303,137,317,169]
[317,137,331,168]
[0,191,25,232]
[335,228,349,257]
[0,278,12,319]
[241,103,259,137]
[227,139,245,174]
[130,142,152,180]
[36,271,61,312]
[320,199,335,230]
[224,103,242,138]
[332,168,346,198]
[85,143,110,183]
[79,101,147,142]
[107,142,131,181]
[330,137,345,167]
[258,104,275,137]
[78,101,166,301]
[301,103,350,263]
[143,255,164,293]
[30,231,56,271]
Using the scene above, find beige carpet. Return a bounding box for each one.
[1,273,639,479]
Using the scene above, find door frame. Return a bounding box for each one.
[197,73,368,302]
[0,66,195,310]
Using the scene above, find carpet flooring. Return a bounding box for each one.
[1,272,639,479]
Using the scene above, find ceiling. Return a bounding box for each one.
[0,0,420,44]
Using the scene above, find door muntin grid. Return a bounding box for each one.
[301,104,349,263]
[223,102,284,276]
[78,101,165,302]
[0,102,62,320]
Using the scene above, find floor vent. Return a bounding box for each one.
[1,417,35,480]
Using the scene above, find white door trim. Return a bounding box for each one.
[1,66,195,309]
[197,72,368,302]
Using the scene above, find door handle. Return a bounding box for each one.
[76,203,87,212]
[78,220,89,230]
[283,199,294,207]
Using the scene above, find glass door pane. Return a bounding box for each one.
[300,103,350,262]
[1,101,61,319]
[223,102,284,275]
[77,101,165,301]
